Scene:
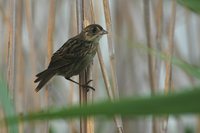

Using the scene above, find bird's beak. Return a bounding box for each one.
[100,29,108,35]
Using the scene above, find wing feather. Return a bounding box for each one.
[47,36,86,70]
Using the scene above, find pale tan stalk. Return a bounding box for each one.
[43,0,56,132]
[68,80,77,133]
[24,0,38,131]
[154,0,163,89]
[97,47,114,99]
[153,0,164,133]
[1,2,10,132]
[153,1,163,133]
[103,0,117,97]
[198,117,200,133]
[68,2,77,133]
[86,1,95,132]
[0,3,9,126]
[0,109,7,133]
[76,0,88,132]
[25,0,36,85]
[143,0,156,94]
[163,0,176,132]
[164,0,176,98]
[143,0,157,133]
[15,0,25,132]
[7,0,16,99]
[5,0,17,132]
[102,1,124,132]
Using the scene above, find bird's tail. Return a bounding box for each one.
[34,69,55,92]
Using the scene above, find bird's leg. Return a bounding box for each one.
[65,77,95,91]
[82,80,94,91]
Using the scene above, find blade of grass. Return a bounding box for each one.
[3,86,200,124]
[178,0,200,14]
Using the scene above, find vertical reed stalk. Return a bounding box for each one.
[153,1,163,133]
[143,1,157,133]
[102,0,124,132]
[24,0,37,131]
[68,81,77,133]
[46,0,55,67]
[164,0,176,102]
[155,0,163,89]
[143,0,155,94]
[25,0,36,86]
[1,1,9,77]
[68,2,77,133]
[2,3,10,132]
[76,0,88,132]
[86,1,95,132]
[103,0,117,97]
[97,48,114,99]
[184,9,195,85]
[5,9,10,133]
[0,109,7,133]
[43,0,56,132]
[198,117,200,133]
[163,0,176,132]
[16,0,24,132]
[7,0,18,132]
[7,0,16,100]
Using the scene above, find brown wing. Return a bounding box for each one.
[47,35,87,70]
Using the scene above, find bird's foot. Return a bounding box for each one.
[81,80,95,91]
[65,77,95,91]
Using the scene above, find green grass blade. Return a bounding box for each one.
[4,86,200,124]
[178,0,200,14]
[171,58,200,79]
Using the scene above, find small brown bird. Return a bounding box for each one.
[34,24,108,92]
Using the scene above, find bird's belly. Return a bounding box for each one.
[60,53,96,78]
[73,54,95,75]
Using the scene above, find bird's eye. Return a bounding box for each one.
[92,27,97,34]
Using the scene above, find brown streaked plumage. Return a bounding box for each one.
[34,24,108,92]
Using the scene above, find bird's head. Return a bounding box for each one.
[81,24,108,42]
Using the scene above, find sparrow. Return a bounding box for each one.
[34,24,108,92]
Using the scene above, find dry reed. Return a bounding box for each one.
[163,0,176,132]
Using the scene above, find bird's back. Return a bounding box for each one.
[48,36,98,78]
